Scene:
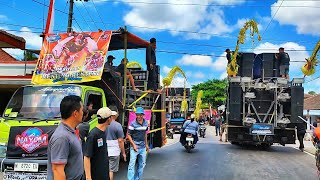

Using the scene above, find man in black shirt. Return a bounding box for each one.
[146,38,159,92]
[276,47,290,79]
[115,58,138,91]
[84,107,113,180]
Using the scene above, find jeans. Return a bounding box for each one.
[215,124,221,135]
[127,147,147,180]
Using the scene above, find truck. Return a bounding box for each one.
[226,52,305,147]
[0,28,167,179]
[165,87,191,133]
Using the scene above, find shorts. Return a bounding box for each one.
[109,156,120,172]
[280,65,289,76]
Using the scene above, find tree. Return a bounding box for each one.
[191,79,227,108]
[308,91,317,95]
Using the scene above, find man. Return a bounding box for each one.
[276,47,290,79]
[47,95,84,180]
[180,114,199,146]
[106,109,126,180]
[225,48,232,64]
[105,55,116,68]
[146,37,159,92]
[313,116,320,128]
[115,58,139,91]
[77,107,90,152]
[127,107,150,180]
[296,122,306,152]
[84,107,113,180]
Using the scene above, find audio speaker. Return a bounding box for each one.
[228,83,242,122]
[291,86,304,123]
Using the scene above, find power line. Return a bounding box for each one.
[73,2,93,31]
[262,0,284,37]
[91,0,108,29]
[80,1,99,30]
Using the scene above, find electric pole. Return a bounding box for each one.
[67,0,74,33]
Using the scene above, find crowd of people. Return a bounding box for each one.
[47,95,149,180]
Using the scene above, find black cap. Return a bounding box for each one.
[150,38,156,43]
[225,48,230,52]
[107,55,116,60]
[279,47,284,50]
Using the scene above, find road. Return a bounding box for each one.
[115,126,318,180]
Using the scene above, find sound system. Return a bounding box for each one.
[228,83,242,122]
[290,86,304,123]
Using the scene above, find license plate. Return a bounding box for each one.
[14,162,39,172]
[3,171,46,180]
[186,137,194,141]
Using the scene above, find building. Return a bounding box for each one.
[304,94,320,130]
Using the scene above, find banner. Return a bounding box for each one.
[128,110,151,134]
[32,31,112,84]
[7,126,58,158]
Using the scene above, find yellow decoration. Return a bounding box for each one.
[227,19,261,76]
[5,108,12,115]
[193,90,203,120]
[301,40,320,76]
[162,66,186,87]
[127,61,142,68]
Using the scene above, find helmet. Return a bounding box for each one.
[191,114,195,119]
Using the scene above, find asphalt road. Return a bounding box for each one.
[115,126,318,180]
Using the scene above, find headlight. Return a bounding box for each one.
[0,143,7,158]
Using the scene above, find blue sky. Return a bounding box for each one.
[1,0,320,93]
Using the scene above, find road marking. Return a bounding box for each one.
[292,147,315,157]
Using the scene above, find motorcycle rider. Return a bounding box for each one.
[180,114,199,146]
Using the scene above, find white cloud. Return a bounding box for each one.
[272,1,320,35]
[177,55,213,67]
[163,65,171,74]
[212,53,228,71]
[253,42,308,73]
[194,72,205,79]
[14,27,42,49]
[219,72,228,80]
[122,0,240,39]
[2,48,24,60]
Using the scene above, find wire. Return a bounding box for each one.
[262,0,284,37]
[73,2,93,31]
[91,0,108,29]
[81,1,99,30]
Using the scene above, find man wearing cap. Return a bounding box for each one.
[115,58,139,91]
[225,48,232,64]
[105,55,116,68]
[146,38,159,92]
[84,107,113,180]
[127,107,149,180]
[105,108,126,180]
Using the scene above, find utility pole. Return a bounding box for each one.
[67,0,74,33]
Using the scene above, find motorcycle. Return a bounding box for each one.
[166,122,174,139]
[185,133,195,153]
[199,121,206,138]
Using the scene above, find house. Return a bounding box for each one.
[304,94,320,130]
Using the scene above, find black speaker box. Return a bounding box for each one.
[229,83,242,104]
[291,86,304,123]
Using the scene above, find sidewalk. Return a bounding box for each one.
[286,139,317,155]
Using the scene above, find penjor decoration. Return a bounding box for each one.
[301,40,320,76]
[227,19,261,77]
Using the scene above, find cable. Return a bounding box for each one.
[81,1,99,30]
[91,0,108,29]
[262,0,284,37]
[73,2,93,31]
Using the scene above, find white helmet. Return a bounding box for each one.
[191,114,195,119]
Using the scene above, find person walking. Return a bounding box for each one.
[215,115,221,136]
[47,95,84,180]
[127,107,150,180]
[106,109,126,180]
[84,107,113,180]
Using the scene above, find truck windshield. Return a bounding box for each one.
[3,85,82,120]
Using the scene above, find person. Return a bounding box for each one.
[275,47,290,79]
[77,107,90,152]
[313,117,320,128]
[84,107,113,180]
[146,37,160,92]
[182,112,192,125]
[180,114,199,146]
[127,107,150,180]
[105,55,116,69]
[215,114,221,136]
[115,58,139,91]
[106,109,126,180]
[296,122,306,152]
[47,95,84,180]
[220,110,227,141]
[312,127,320,173]
[226,48,232,64]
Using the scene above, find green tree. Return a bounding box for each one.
[308,91,317,95]
[191,79,228,108]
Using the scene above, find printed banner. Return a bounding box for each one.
[128,110,151,134]
[6,126,58,158]
[31,31,112,84]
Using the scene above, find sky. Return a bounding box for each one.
[1,0,320,93]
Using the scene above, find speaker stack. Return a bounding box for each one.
[228,83,242,124]
[290,86,304,123]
